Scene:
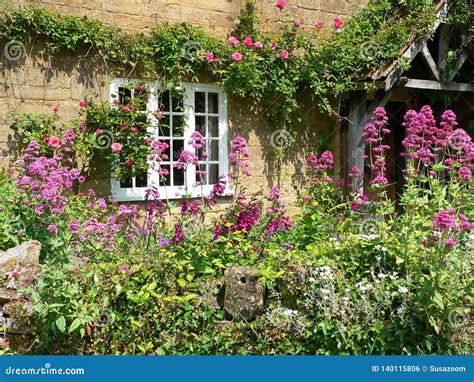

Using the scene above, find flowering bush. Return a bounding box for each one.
[1,104,472,355]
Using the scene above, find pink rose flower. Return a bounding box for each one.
[254,41,263,50]
[228,36,238,48]
[134,85,142,92]
[95,129,104,135]
[334,16,343,30]
[112,98,119,105]
[294,19,301,27]
[53,104,59,113]
[111,143,122,153]
[314,21,323,29]
[280,50,289,59]
[276,0,285,10]
[205,52,215,62]
[268,42,277,50]
[232,52,243,62]
[122,105,131,111]
[48,136,61,149]
[79,100,88,108]
[243,36,253,47]
[78,123,85,131]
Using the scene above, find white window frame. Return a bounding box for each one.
[109,79,231,201]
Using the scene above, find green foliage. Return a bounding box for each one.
[0,1,445,128]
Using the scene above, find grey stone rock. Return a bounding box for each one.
[224,266,265,320]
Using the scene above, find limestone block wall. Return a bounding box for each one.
[0,0,355,212]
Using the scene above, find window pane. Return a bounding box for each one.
[208,164,219,185]
[160,164,171,186]
[161,139,171,161]
[209,116,219,137]
[172,139,184,162]
[135,172,148,188]
[195,116,206,136]
[173,115,184,137]
[208,92,218,113]
[173,167,185,186]
[195,92,205,113]
[158,90,170,112]
[120,177,132,188]
[118,87,132,105]
[196,163,207,184]
[171,92,183,112]
[209,139,219,161]
[158,119,170,137]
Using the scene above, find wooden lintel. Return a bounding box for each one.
[397,77,474,92]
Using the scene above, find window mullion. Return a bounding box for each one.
[183,86,195,191]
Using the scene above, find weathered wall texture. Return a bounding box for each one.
[0,0,358,212]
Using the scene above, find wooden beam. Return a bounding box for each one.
[437,23,450,74]
[348,93,367,193]
[447,50,469,81]
[422,44,442,81]
[397,77,474,92]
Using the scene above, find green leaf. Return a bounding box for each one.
[55,316,66,333]
[69,318,82,333]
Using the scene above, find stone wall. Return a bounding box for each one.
[0,0,356,212]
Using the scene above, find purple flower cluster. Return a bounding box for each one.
[263,187,291,236]
[175,150,199,170]
[304,151,334,184]
[363,107,390,186]
[228,136,251,178]
[16,139,84,215]
[432,208,472,233]
[189,131,205,150]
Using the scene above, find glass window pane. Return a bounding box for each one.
[161,139,171,162]
[173,167,185,186]
[171,92,184,112]
[209,139,219,161]
[135,87,148,111]
[120,177,132,188]
[196,163,207,185]
[195,116,206,136]
[158,119,170,137]
[208,164,219,185]
[195,92,205,113]
[172,139,184,162]
[160,164,171,186]
[135,172,148,188]
[209,116,219,137]
[208,92,218,113]
[118,87,132,105]
[173,115,184,137]
[158,90,170,112]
